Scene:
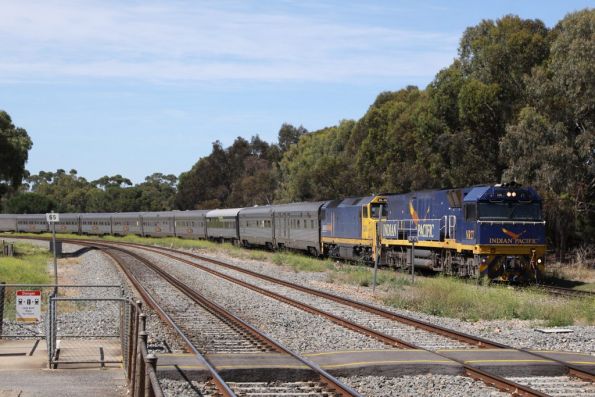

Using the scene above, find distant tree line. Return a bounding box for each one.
[3,170,177,214]
[1,10,593,257]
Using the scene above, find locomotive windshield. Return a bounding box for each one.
[370,203,388,218]
[478,202,542,221]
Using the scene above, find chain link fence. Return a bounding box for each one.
[1,283,163,396]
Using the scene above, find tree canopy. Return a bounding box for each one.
[2,9,593,256]
[0,111,32,199]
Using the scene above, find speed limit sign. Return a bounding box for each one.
[46,213,60,223]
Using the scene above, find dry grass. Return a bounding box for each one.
[382,276,595,326]
[546,246,595,291]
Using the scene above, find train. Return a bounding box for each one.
[0,183,547,281]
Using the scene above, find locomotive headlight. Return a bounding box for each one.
[506,192,512,197]
[537,258,542,264]
[512,192,517,197]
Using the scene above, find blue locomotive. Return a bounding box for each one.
[380,183,546,281]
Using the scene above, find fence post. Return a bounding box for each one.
[129,301,142,386]
[145,353,157,397]
[135,331,148,397]
[139,313,147,333]
[0,282,5,338]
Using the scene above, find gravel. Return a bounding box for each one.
[181,248,595,355]
[124,247,390,353]
[159,379,216,397]
[152,248,471,350]
[340,375,508,397]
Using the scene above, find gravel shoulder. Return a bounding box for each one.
[186,247,595,355]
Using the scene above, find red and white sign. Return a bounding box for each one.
[16,290,41,323]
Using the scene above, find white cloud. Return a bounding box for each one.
[0,1,458,83]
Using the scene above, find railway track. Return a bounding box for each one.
[76,239,595,397]
[3,235,594,396]
[98,244,361,397]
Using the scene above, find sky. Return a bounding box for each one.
[1,1,592,184]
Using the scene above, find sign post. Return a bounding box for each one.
[16,290,41,323]
[46,212,59,295]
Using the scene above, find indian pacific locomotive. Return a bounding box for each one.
[379,183,546,281]
[0,183,546,281]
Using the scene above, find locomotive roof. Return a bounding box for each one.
[463,186,492,202]
[464,185,541,202]
[323,196,374,209]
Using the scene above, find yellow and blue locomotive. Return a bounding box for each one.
[380,183,546,281]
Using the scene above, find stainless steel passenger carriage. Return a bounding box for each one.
[174,210,208,239]
[273,202,324,256]
[0,214,17,232]
[141,212,175,237]
[206,208,241,242]
[239,206,274,248]
[80,213,112,235]
[111,212,143,236]
[16,214,49,233]
[54,213,81,234]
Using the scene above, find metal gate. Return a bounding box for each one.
[46,295,129,368]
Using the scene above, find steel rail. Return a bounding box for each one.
[95,243,362,397]
[99,247,237,397]
[116,240,506,349]
[113,244,416,348]
[83,240,553,397]
[5,236,591,394]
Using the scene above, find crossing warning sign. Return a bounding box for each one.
[16,290,41,322]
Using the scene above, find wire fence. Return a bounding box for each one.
[0,283,163,397]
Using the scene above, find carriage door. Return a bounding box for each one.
[284,213,289,240]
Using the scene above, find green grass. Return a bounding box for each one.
[272,252,335,272]
[0,242,52,284]
[382,276,595,326]
[3,232,593,326]
[0,242,53,319]
[328,265,412,288]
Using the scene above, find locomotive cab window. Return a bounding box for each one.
[478,202,542,221]
[464,203,477,221]
[362,207,368,218]
[370,204,387,218]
